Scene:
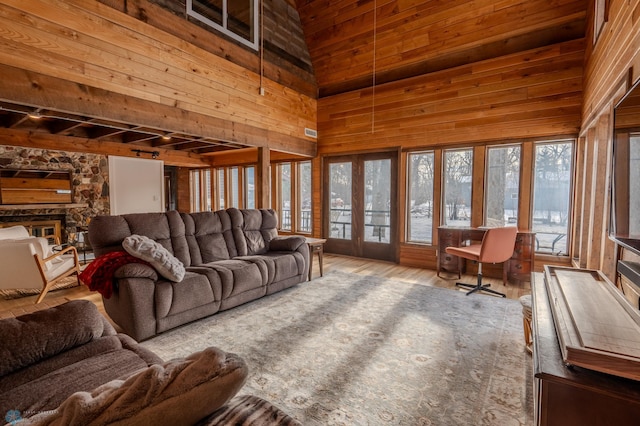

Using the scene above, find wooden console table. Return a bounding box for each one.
[532,271,640,425]
[437,226,534,284]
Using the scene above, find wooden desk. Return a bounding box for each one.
[532,272,640,425]
[437,226,535,284]
[305,237,326,280]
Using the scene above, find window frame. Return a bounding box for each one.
[272,160,313,234]
[442,148,474,227]
[530,139,575,256]
[187,0,259,51]
[190,165,256,212]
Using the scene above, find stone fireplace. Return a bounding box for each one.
[0,145,110,244]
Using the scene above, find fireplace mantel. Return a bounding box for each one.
[0,203,88,211]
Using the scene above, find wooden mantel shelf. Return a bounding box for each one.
[0,203,87,210]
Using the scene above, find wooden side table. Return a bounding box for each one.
[305,237,326,280]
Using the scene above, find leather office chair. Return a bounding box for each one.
[445,226,518,297]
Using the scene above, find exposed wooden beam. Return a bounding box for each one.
[257,147,270,208]
[0,127,211,167]
[0,63,317,157]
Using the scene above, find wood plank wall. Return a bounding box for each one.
[577,0,640,284]
[317,39,584,154]
[315,37,584,269]
[0,0,317,161]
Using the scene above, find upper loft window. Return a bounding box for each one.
[187,0,259,51]
[593,0,609,45]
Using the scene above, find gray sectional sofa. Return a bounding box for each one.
[88,208,309,341]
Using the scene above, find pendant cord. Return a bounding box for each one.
[372,0,377,134]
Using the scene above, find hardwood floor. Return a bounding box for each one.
[0,254,531,321]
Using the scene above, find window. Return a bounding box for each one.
[245,166,255,209]
[329,162,352,239]
[190,169,212,212]
[230,167,239,208]
[485,145,521,227]
[187,0,259,50]
[277,163,292,231]
[297,161,312,233]
[532,141,573,255]
[191,166,256,212]
[217,169,225,210]
[407,151,435,243]
[443,149,473,226]
[594,0,609,44]
[273,161,312,233]
[364,159,391,243]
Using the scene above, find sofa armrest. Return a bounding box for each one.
[102,277,158,341]
[269,236,305,252]
[117,334,164,365]
[115,263,159,280]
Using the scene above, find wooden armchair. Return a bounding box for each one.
[0,226,80,303]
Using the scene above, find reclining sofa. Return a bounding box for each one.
[88,208,309,341]
[0,300,300,425]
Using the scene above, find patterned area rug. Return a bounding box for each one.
[0,276,79,300]
[141,271,533,426]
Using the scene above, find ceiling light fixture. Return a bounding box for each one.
[27,110,42,120]
[131,149,160,159]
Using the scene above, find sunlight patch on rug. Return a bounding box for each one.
[141,271,533,426]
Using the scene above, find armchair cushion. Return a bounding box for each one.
[1,236,53,268]
[0,225,30,240]
[123,234,185,282]
[23,347,248,426]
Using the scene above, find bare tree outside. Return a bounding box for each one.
[408,152,434,243]
[485,145,520,227]
[443,149,473,226]
[365,159,391,243]
[329,162,352,239]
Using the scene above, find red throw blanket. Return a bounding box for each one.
[79,251,149,299]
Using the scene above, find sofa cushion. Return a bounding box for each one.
[154,271,219,319]
[182,211,235,264]
[0,300,105,377]
[229,208,279,256]
[123,235,186,282]
[22,347,248,426]
[204,259,267,299]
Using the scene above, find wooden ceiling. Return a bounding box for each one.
[294,0,587,97]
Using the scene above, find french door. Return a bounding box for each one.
[323,152,397,262]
